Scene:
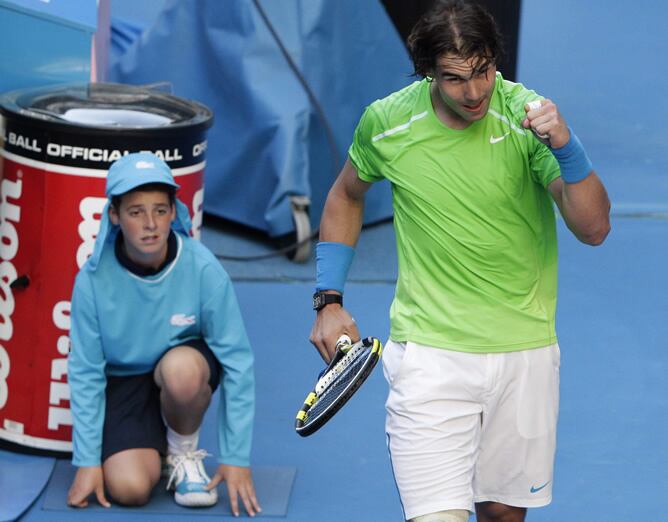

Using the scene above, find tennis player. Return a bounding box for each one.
[67,152,261,517]
[309,1,610,521]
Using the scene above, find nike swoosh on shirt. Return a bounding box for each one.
[489,133,510,144]
[530,481,550,493]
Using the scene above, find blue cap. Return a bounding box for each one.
[105,152,179,198]
[84,152,193,272]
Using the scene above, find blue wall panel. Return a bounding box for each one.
[0,1,94,93]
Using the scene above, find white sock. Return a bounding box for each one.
[166,426,200,456]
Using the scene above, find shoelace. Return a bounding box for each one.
[166,449,212,490]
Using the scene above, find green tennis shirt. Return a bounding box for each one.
[349,73,561,352]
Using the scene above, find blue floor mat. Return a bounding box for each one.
[0,450,55,522]
[41,460,296,518]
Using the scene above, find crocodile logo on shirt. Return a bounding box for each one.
[170,314,196,326]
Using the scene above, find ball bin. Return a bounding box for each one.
[0,83,212,454]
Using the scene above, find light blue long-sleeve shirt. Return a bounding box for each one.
[68,231,255,467]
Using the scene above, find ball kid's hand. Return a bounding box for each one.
[67,466,111,509]
[205,464,261,517]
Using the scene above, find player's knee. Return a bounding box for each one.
[411,509,469,522]
[106,475,153,506]
[476,502,526,521]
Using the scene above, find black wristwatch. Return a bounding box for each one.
[312,292,343,311]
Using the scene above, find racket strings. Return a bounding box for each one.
[315,343,365,394]
[306,349,369,420]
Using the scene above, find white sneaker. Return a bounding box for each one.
[166,450,218,507]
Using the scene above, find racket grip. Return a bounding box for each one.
[336,334,352,350]
[318,335,352,379]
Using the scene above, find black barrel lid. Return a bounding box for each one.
[0,83,213,136]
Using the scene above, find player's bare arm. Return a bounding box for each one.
[310,159,370,361]
[548,174,610,245]
[319,158,370,245]
[524,99,611,245]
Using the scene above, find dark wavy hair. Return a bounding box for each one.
[407,0,504,78]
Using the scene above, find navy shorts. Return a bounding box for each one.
[101,339,221,463]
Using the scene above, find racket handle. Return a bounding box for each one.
[318,335,353,379]
[336,334,352,350]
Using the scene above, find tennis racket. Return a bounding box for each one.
[295,335,383,437]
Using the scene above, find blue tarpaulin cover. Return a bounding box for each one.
[109,0,412,236]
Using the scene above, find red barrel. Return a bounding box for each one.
[0,83,212,454]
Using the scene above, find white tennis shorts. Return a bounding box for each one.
[383,340,560,519]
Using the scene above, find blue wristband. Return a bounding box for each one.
[550,127,593,184]
[315,242,355,293]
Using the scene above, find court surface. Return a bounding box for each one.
[4,0,668,520]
